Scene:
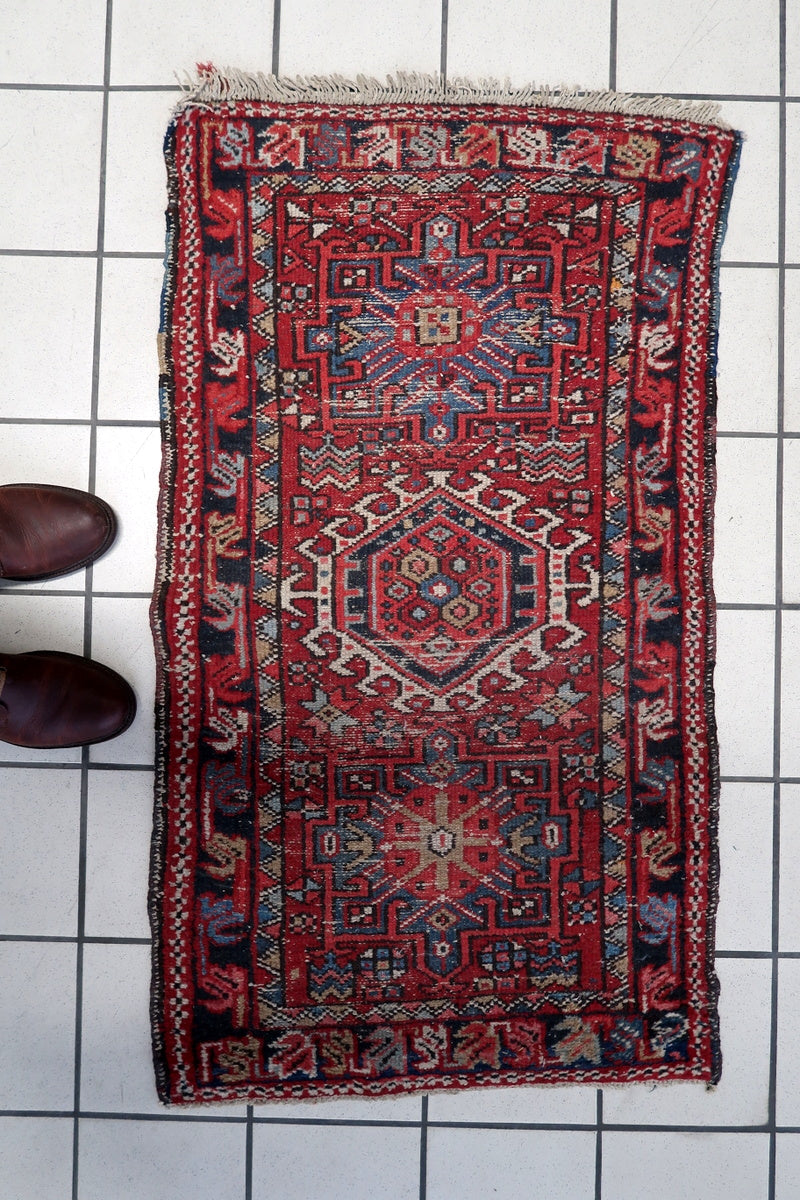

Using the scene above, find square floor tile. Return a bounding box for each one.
[0,942,76,1109]
[716,267,779,432]
[0,422,91,494]
[0,593,86,765]
[279,0,441,77]
[0,91,102,252]
[104,91,177,255]
[88,597,155,765]
[111,0,271,86]
[0,767,81,937]
[84,769,153,939]
[426,1128,596,1200]
[783,438,800,602]
[787,106,800,264]
[79,1118,245,1200]
[714,437,776,603]
[0,0,107,85]
[98,257,163,422]
[718,102,780,264]
[779,784,800,952]
[776,959,800,1124]
[601,958,771,1125]
[79,942,164,1113]
[780,610,800,778]
[777,1133,800,1200]
[0,592,86,654]
[252,1123,420,1200]
[716,782,773,953]
[426,1081,596,1125]
[616,0,778,95]
[603,1131,769,1200]
[92,426,161,594]
[0,256,97,421]
[786,273,800,431]
[0,1117,73,1200]
[715,609,775,777]
[446,0,611,89]
[80,943,246,1117]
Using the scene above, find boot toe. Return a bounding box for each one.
[0,485,117,582]
[0,651,136,749]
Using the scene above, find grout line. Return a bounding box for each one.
[717,431,782,440]
[0,935,151,945]
[768,5,788,1197]
[419,1095,429,1200]
[71,750,89,1200]
[422,1120,768,1133]
[76,1111,251,1124]
[245,1105,254,1200]
[595,1089,603,1199]
[0,420,158,429]
[0,82,180,92]
[0,1105,789,1133]
[717,950,773,959]
[272,0,281,75]
[0,1108,784,1132]
[0,760,154,770]
[1,588,152,598]
[608,0,617,92]
[0,418,160,427]
[85,760,155,770]
[723,776,800,784]
[440,0,449,85]
[247,1116,425,1128]
[107,85,181,93]
[717,603,779,610]
[72,5,113,1195]
[1,80,797,103]
[0,249,165,259]
[0,248,96,257]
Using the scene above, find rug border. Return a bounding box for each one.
[702,130,743,1087]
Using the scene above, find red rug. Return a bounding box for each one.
[150,70,740,1103]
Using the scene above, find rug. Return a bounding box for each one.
[150,69,740,1104]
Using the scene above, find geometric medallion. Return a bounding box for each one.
[338,494,545,685]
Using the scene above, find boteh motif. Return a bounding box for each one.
[151,79,740,1103]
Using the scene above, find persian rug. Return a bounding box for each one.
[150,69,741,1104]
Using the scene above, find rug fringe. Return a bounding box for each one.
[177,65,729,128]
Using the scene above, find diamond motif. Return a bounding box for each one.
[338,494,546,686]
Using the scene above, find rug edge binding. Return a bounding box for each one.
[175,65,730,128]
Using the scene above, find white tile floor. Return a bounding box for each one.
[0,1,796,1196]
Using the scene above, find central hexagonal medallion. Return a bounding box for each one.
[336,495,547,687]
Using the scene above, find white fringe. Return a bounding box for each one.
[176,66,729,128]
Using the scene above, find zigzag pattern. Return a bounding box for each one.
[300,433,362,491]
[519,430,588,482]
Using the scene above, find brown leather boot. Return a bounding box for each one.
[0,484,117,581]
[0,651,136,748]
